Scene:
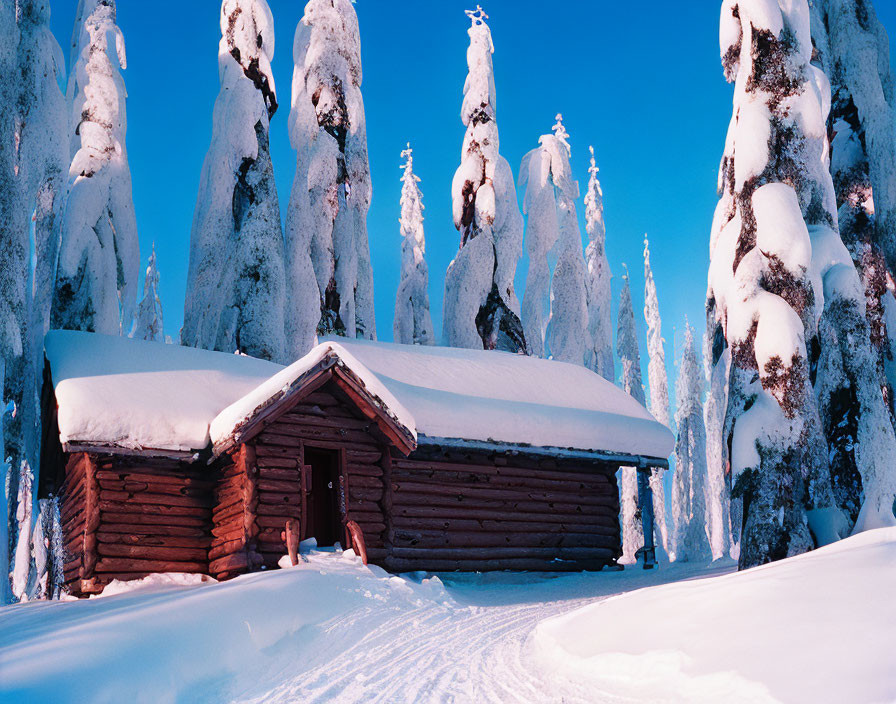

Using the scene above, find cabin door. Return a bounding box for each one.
[303,447,342,547]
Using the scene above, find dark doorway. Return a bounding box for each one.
[304,447,342,547]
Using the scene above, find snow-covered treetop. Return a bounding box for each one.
[400,142,424,248]
[675,320,702,423]
[643,236,670,427]
[68,0,127,165]
[584,145,605,245]
[551,113,571,157]
[131,243,164,343]
[460,5,496,128]
[220,0,277,117]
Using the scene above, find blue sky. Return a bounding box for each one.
[48,1,896,401]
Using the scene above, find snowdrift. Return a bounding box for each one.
[532,528,896,703]
[0,550,449,703]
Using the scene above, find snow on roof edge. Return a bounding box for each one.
[416,435,671,467]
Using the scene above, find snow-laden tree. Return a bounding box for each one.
[131,244,164,342]
[394,144,434,346]
[53,0,138,337]
[183,0,286,362]
[672,322,712,562]
[583,146,614,381]
[810,1,896,428]
[642,237,670,554]
[1,1,66,603]
[703,327,733,559]
[290,0,375,343]
[443,6,526,353]
[616,271,645,563]
[519,115,588,363]
[708,0,896,568]
[10,463,33,601]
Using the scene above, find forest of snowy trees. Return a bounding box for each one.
[2,0,896,600]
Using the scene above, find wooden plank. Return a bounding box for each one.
[96,558,207,574]
[96,543,208,562]
[96,532,211,549]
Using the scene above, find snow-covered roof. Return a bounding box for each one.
[45,331,674,461]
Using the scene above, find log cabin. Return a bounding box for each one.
[39,330,674,596]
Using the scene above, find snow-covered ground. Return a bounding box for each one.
[2,529,894,704]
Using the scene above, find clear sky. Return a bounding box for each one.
[47,1,896,406]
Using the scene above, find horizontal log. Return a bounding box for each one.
[97,532,211,549]
[258,479,301,493]
[99,523,208,538]
[257,468,301,484]
[256,503,301,518]
[258,490,301,506]
[254,443,297,459]
[391,505,617,526]
[347,449,383,464]
[259,427,379,449]
[96,543,208,562]
[344,464,383,479]
[209,551,248,575]
[97,479,212,500]
[96,470,215,490]
[99,501,211,518]
[391,481,615,506]
[100,511,209,528]
[349,486,383,502]
[390,492,617,517]
[394,457,617,483]
[96,558,207,574]
[392,531,618,550]
[273,413,374,432]
[383,557,612,573]
[256,457,299,470]
[391,515,618,534]
[344,509,384,523]
[99,490,210,509]
[209,537,249,562]
[344,474,383,489]
[391,469,613,495]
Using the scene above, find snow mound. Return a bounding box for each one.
[0,549,451,703]
[532,527,896,703]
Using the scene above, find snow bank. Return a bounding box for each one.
[0,549,450,703]
[532,528,896,703]
[45,330,280,452]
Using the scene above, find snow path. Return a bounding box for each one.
[237,562,734,704]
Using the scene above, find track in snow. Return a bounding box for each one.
[237,562,733,704]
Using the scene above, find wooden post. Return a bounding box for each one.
[345,520,368,565]
[282,518,300,566]
[636,466,657,569]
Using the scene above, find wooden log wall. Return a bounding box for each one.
[212,383,390,574]
[384,448,622,572]
[209,444,263,580]
[60,452,215,595]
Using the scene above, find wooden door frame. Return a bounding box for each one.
[300,442,349,548]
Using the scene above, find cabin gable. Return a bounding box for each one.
[209,379,394,579]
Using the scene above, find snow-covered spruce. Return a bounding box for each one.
[519,115,588,363]
[642,237,670,554]
[443,6,526,353]
[290,0,375,343]
[615,271,644,564]
[810,1,896,434]
[1,1,67,602]
[393,144,434,346]
[709,0,896,568]
[671,322,712,562]
[11,462,33,601]
[182,0,287,363]
[703,326,733,559]
[131,244,164,342]
[583,146,614,381]
[53,0,138,337]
